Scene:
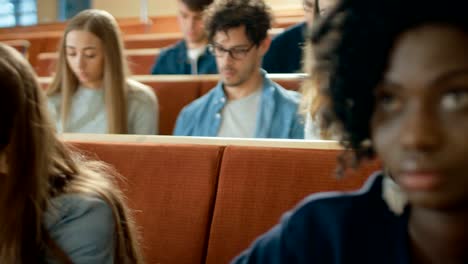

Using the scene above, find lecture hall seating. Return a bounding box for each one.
[38,74,305,135]
[64,134,381,264]
[35,48,161,76]
[0,9,301,69]
[34,26,285,77]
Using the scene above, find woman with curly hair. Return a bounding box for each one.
[233,0,468,262]
[0,43,142,263]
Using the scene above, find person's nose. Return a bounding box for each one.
[399,100,442,153]
[77,54,86,71]
[188,17,196,30]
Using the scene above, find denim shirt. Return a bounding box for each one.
[173,70,304,139]
[151,40,218,75]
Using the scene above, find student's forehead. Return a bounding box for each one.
[177,2,202,15]
[319,0,338,11]
[66,30,101,46]
[384,25,468,86]
[213,27,250,45]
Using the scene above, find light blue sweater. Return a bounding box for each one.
[47,79,158,135]
[44,194,115,263]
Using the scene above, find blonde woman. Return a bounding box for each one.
[0,43,142,263]
[47,9,158,134]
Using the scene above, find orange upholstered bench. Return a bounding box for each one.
[132,75,204,135]
[205,145,380,263]
[63,135,381,263]
[67,138,224,264]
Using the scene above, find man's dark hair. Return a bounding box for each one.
[314,0,320,16]
[204,0,273,46]
[309,0,468,165]
[180,0,214,12]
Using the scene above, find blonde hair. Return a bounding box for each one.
[300,4,344,140]
[299,40,336,139]
[0,43,142,263]
[47,9,130,134]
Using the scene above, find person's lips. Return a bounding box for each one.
[397,170,444,191]
[222,67,236,78]
[78,72,89,80]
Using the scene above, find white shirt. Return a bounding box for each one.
[187,46,206,74]
[187,46,205,61]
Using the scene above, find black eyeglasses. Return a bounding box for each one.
[208,43,255,60]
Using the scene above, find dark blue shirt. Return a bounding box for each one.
[151,40,218,75]
[262,22,307,74]
[232,173,411,264]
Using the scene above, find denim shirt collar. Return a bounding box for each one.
[176,40,188,63]
[210,69,276,137]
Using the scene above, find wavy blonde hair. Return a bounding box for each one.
[299,0,342,139]
[0,44,142,263]
[299,35,339,139]
[47,9,130,134]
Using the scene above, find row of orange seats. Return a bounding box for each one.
[66,136,379,263]
[0,11,303,68]
[33,28,284,76]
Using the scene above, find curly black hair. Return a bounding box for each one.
[204,0,273,46]
[180,0,214,12]
[309,0,468,166]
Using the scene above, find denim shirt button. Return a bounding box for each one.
[215,113,221,119]
[220,97,226,103]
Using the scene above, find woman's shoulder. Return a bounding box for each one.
[126,79,158,109]
[232,173,409,263]
[45,194,111,224]
[126,79,156,98]
[287,172,386,227]
[44,193,115,263]
[126,79,158,107]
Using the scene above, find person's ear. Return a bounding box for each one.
[258,36,271,57]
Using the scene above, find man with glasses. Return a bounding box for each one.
[151,0,217,74]
[173,0,304,139]
[262,0,336,73]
